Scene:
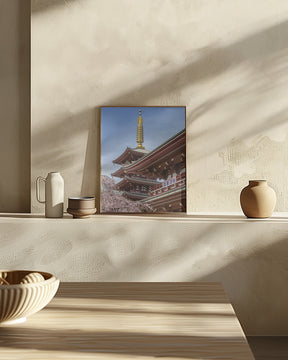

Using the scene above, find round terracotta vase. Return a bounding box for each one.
[240,180,276,218]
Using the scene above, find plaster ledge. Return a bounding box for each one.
[1,212,288,223]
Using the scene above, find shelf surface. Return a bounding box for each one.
[1,212,288,223]
[0,282,255,359]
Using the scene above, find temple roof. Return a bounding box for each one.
[119,191,149,201]
[141,185,186,211]
[113,147,150,165]
[116,176,160,190]
[111,129,185,179]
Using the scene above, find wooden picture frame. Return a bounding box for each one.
[100,106,186,214]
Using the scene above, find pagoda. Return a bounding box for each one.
[111,109,186,212]
[112,110,160,201]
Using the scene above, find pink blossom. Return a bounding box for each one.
[101,175,154,213]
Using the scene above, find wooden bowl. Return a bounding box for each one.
[0,270,59,324]
[67,197,96,218]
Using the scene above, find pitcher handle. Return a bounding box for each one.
[36,176,46,204]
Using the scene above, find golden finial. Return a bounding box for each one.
[136,109,145,149]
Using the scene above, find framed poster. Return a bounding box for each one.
[100,106,186,214]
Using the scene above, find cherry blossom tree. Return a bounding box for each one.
[101,175,154,213]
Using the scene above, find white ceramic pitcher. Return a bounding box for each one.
[36,172,64,218]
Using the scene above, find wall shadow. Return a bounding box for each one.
[31,0,79,12]
[18,0,31,212]
[101,19,288,107]
[80,108,100,207]
[84,223,222,282]
[0,0,30,212]
[191,234,288,335]
[30,16,288,205]
[31,108,97,210]
[247,336,288,360]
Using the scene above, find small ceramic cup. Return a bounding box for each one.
[67,197,96,218]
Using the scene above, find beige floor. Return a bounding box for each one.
[247,337,288,360]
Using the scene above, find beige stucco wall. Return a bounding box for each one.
[31,0,288,213]
[0,0,30,212]
[1,213,288,336]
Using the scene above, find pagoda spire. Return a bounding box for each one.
[136,109,145,149]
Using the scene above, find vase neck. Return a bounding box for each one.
[249,180,267,187]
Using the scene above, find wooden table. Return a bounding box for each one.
[0,282,255,359]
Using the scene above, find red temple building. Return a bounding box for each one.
[111,109,186,212]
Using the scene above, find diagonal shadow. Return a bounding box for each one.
[101,20,288,107]
[83,20,288,199]
[0,327,251,358]
[30,8,288,209]
[55,281,229,303]
[31,0,79,12]
[191,233,288,336]
[89,222,226,282]
[47,304,234,317]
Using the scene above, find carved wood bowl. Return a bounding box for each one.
[67,197,96,218]
[0,270,60,324]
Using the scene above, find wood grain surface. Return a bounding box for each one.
[0,282,255,359]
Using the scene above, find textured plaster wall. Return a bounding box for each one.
[1,214,288,336]
[0,0,30,212]
[31,0,288,213]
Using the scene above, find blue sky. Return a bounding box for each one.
[101,106,186,177]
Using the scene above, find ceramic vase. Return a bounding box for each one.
[67,197,96,219]
[240,180,276,218]
[36,172,64,218]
